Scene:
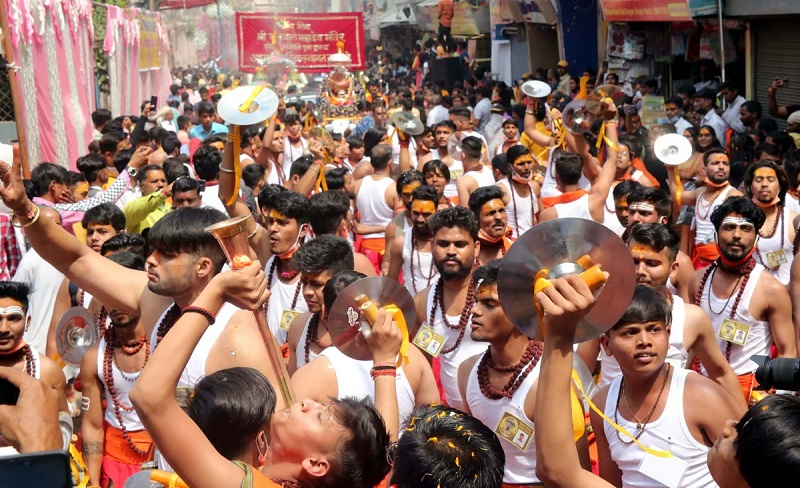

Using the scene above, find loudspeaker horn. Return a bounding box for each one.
[390,111,425,136]
[562,99,596,134]
[55,307,99,366]
[327,277,416,361]
[654,133,693,166]
[217,85,279,126]
[497,218,635,343]
[521,80,551,99]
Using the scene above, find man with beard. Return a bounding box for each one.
[425,121,463,203]
[742,161,796,285]
[285,235,354,373]
[80,251,153,487]
[605,180,640,237]
[282,114,308,178]
[382,171,424,275]
[0,281,68,455]
[412,207,484,409]
[495,119,521,155]
[667,148,742,269]
[456,136,495,206]
[694,89,727,142]
[689,197,796,400]
[293,269,440,429]
[399,126,436,173]
[468,186,514,266]
[591,286,742,488]
[496,145,539,238]
[387,186,441,295]
[130,265,393,488]
[582,224,743,407]
[259,191,310,346]
[457,261,590,485]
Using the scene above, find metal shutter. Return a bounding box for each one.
[754,17,800,127]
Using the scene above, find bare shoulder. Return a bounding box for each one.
[38,354,67,387]
[293,355,337,400]
[458,353,480,378]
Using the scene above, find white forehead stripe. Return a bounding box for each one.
[628,202,655,213]
[721,216,754,227]
[0,306,25,316]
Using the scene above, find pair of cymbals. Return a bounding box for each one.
[218,85,279,126]
[654,133,693,166]
[562,100,596,134]
[521,80,551,99]
[391,111,425,136]
[584,84,625,115]
[497,218,635,343]
[55,307,99,366]
[327,277,416,360]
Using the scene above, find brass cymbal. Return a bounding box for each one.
[327,277,416,360]
[55,307,99,366]
[390,111,425,136]
[497,218,635,343]
[562,99,596,134]
[585,84,625,115]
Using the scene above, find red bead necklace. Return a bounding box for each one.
[476,339,543,399]
[303,313,329,364]
[264,257,302,318]
[154,303,182,350]
[428,277,475,355]
[755,205,784,271]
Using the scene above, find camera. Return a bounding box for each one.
[752,355,800,391]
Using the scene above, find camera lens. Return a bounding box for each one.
[754,355,800,391]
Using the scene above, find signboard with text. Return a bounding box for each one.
[601,0,691,22]
[235,12,366,73]
[138,12,161,71]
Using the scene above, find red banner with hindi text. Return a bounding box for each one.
[236,12,366,73]
[600,0,691,22]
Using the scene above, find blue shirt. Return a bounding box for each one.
[354,115,375,138]
[189,122,228,141]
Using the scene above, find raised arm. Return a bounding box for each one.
[666,165,700,206]
[524,101,555,148]
[79,347,105,486]
[0,159,147,316]
[587,106,619,222]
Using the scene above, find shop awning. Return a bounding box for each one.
[600,0,691,22]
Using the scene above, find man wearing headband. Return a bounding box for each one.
[456,136,495,207]
[260,191,311,346]
[496,145,540,238]
[468,186,514,266]
[666,148,742,269]
[292,269,440,430]
[0,282,68,455]
[743,160,796,285]
[689,196,796,401]
[387,186,441,296]
[457,260,590,486]
[624,187,694,301]
[413,207,485,410]
[583,224,744,407]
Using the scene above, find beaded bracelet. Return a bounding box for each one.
[182,306,216,325]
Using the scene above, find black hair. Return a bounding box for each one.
[395,170,425,195]
[506,145,532,167]
[82,203,126,232]
[346,135,364,149]
[665,96,683,108]
[612,180,642,201]
[411,184,439,205]
[422,159,451,182]
[710,196,766,233]
[610,285,672,331]
[291,235,354,276]
[626,187,672,220]
[364,128,387,157]
[677,85,696,97]
[720,80,738,92]
[76,153,107,183]
[242,164,266,190]
[31,162,68,197]
[186,367,276,461]
[149,127,169,147]
[104,250,146,271]
[147,208,227,273]
[172,177,201,195]
[289,155,315,179]
[92,108,113,127]
[316,397,391,488]
[461,136,482,160]
[742,100,762,119]
[744,160,788,205]
[428,206,479,241]
[735,394,800,487]
[618,136,642,159]
[193,145,222,181]
[434,120,457,134]
[491,152,510,177]
[703,147,728,166]
[257,184,287,212]
[113,149,133,175]
[163,159,190,184]
[177,115,191,131]
[101,233,149,259]
[323,270,367,315]
[308,191,350,236]
[473,259,501,288]
[169,84,180,95]
[196,101,216,116]
[162,134,181,155]
[768,131,795,156]
[324,167,349,192]
[754,143,781,160]
[390,404,505,488]
[0,281,30,313]
[468,185,505,215]
[137,164,165,184]
[554,152,583,186]
[370,144,392,171]
[628,223,680,263]
[284,113,300,126]
[448,107,471,119]
[264,191,310,225]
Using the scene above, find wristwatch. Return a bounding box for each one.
[126,166,138,178]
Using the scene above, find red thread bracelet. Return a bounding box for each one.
[182,306,216,325]
[371,368,397,379]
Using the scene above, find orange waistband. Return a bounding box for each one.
[360,237,386,252]
[103,422,153,463]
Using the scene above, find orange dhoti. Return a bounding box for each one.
[738,372,756,402]
[692,243,718,270]
[100,422,153,488]
[356,237,385,275]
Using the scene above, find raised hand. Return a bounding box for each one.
[365,308,402,365]
[0,152,32,215]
